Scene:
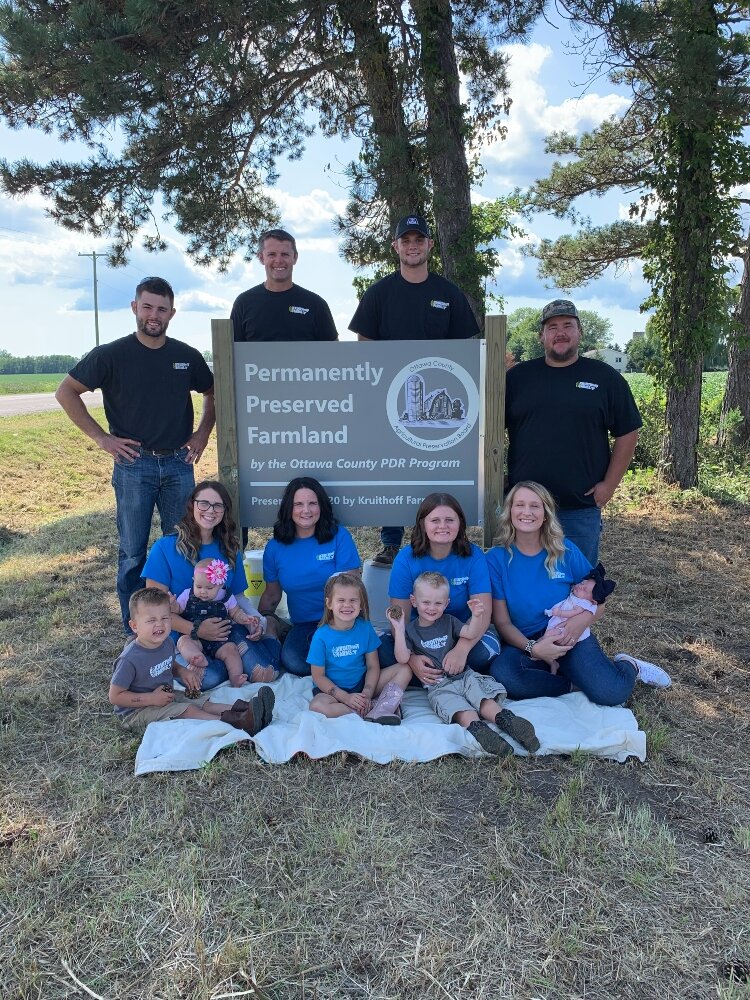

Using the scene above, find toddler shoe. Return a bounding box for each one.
[467,720,513,757]
[221,686,275,736]
[494,708,540,752]
[365,681,403,725]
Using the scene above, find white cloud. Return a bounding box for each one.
[269,188,347,235]
[180,290,232,313]
[297,236,339,254]
[482,43,630,169]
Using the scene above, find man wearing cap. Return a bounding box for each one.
[505,299,641,565]
[231,228,338,343]
[56,276,215,631]
[349,214,480,565]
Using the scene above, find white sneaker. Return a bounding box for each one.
[615,652,672,688]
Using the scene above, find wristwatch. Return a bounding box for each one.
[190,623,201,640]
[524,638,537,657]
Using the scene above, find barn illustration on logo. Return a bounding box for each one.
[400,372,466,427]
[385,357,480,452]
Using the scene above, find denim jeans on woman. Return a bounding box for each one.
[112,447,194,630]
[489,634,636,706]
[177,628,282,691]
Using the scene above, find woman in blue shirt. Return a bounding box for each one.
[380,492,498,684]
[143,479,281,690]
[487,481,669,704]
[259,477,361,675]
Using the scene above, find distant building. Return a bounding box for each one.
[583,347,630,374]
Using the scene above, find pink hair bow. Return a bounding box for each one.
[205,559,229,586]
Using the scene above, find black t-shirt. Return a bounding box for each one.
[348,271,480,341]
[69,334,214,451]
[230,283,338,342]
[505,356,642,510]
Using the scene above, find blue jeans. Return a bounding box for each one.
[380,526,404,548]
[281,621,318,676]
[557,507,603,565]
[377,627,500,678]
[177,633,282,691]
[112,448,194,630]
[489,634,636,706]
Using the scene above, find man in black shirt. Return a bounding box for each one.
[349,213,480,565]
[56,277,215,630]
[505,299,641,564]
[231,229,338,343]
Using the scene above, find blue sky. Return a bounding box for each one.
[0,14,664,359]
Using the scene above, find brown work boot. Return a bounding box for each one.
[365,681,404,725]
[231,699,250,713]
[257,685,275,727]
[221,687,275,736]
[372,545,399,568]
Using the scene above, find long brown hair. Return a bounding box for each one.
[410,493,471,558]
[494,481,566,577]
[319,572,370,626]
[175,480,240,566]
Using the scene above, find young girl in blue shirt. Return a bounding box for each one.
[308,573,411,725]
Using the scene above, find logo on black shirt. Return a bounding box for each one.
[173,362,190,370]
[289,306,310,315]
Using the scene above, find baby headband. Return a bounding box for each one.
[584,562,616,604]
[204,559,229,587]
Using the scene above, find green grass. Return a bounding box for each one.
[0,372,66,394]
[2,411,750,999]
[624,370,727,402]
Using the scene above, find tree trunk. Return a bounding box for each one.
[346,2,426,232]
[719,230,750,447]
[411,0,484,324]
[659,353,703,487]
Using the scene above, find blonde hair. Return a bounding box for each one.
[320,572,370,626]
[494,481,566,577]
[413,571,450,598]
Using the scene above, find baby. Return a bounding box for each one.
[174,558,271,687]
[544,562,615,673]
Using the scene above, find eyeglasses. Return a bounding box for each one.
[194,499,226,513]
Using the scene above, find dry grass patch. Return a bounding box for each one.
[1,416,750,998]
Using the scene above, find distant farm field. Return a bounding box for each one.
[0,372,65,394]
[625,370,727,403]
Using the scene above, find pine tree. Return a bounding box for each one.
[525,0,750,486]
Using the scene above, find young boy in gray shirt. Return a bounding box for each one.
[387,572,540,756]
[109,587,274,735]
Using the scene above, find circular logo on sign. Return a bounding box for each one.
[385,357,479,451]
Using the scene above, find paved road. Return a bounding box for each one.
[0,390,103,417]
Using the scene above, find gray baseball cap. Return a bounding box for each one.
[540,299,580,327]
[395,214,430,239]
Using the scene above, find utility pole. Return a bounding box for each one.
[78,251,102,347]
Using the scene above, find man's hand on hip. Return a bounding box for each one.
[99,433,141,462]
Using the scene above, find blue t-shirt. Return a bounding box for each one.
[307,619,381,688]
[263,526,360,624]
[486,541,592,636]
[388,543,491,621]
[142,535,248,599]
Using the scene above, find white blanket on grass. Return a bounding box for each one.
[133,674,646,775]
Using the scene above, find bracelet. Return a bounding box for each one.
[190,623,201,640]
[524,638,537,657]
